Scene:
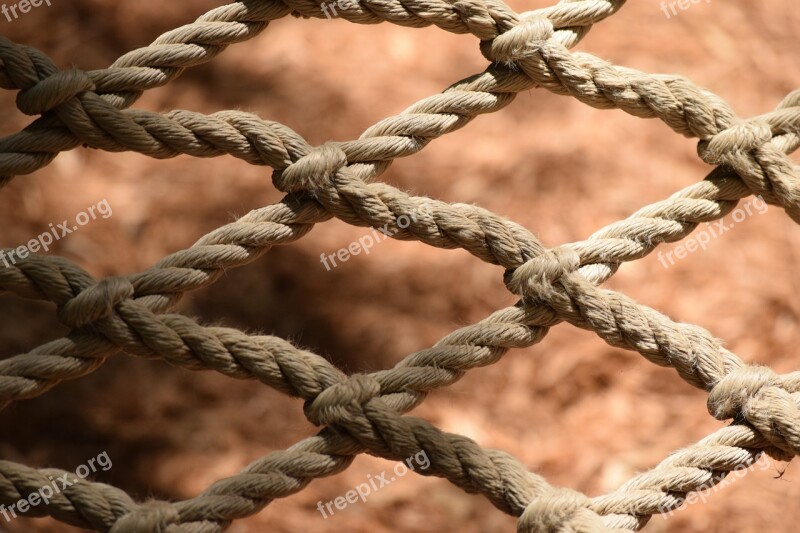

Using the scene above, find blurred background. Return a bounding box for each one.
[1,0,799,531]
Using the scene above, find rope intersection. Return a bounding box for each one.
[1,0,799,531]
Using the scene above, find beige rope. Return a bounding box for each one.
[0,0,621,184]
[1,85,797,406]
[1,111,798,529]
[4,7,799,223]
[2,105,796,405]
[2,0,799,531]
[2,161,797,530]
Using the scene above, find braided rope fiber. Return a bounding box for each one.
[1,0,799,531]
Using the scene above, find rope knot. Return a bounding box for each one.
[111,501,179,533]
[272,142,347,194]
[451,0,519,41]
[16,68,95,116]
[480,14,554,64]
[518,487,592,533]
[504,246,580,300]
[697,120,773,166]
[57,276,135,329]
[707,365,778,421]
[304,374,381,427]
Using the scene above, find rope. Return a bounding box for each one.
[0,0,619,184]
[1,0,798,531]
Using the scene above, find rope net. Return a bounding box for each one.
[1,0,799,530]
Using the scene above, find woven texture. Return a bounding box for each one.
[1,0,800,531]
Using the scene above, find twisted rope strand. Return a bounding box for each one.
[0,162,794,528]
[4,87,797,334]
[5,13,799,225]
[4,408,787,532]
[3,0,799,530]
[4,307,794,532]
[6,296,800,531]
[0,304,557,531]
[1,121,796,529]
[0,1,628,368]
[2,114,797,408]
[0,0,290,183]
[0,0,622,185]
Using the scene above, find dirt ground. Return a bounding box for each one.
[1,0,799,532]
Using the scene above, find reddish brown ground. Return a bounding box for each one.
[1,1,800,532]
